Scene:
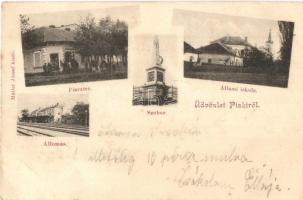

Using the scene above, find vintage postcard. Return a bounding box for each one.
[1,2,303,200]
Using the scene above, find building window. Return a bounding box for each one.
[148,71,155,82]
[33,51,41,67]
[157,71,164,82]
[64,50,76,62]
[208,58,212,63]
[189,56,194,62]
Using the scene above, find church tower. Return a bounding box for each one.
[146,35,165,85]
[266,29,273,54]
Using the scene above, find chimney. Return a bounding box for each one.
[245,37,248,43]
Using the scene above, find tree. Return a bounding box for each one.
[111,19,128,64]
[243,47,273,69]
[74,15,128,71]
[278,21,294,72]
[71,102,89,126]
[75,15,97,56]
[21,109,29,121]
[20,14,35,34]
[20,14,43,50]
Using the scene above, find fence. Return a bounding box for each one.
[133,85,177,106]
[184,61,275,74]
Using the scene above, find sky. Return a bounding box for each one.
[131,35,179,86]
[24,6,139,28]
[18,94,88,116]
[173,10,282,59]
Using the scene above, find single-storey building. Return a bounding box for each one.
[184,41,198,62]
[197,42,244,66]
[22,26,84,74]
[210,35,253,56]
[184,35,255,67]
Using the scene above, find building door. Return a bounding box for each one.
[64,52,72,63]
[50,53,59,71]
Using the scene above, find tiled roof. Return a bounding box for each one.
[29,103,61,117]
[39,103,60,112]
[197,42,237,56]
[184,41,197,53]
[30,108,41,116]
[184,35,252,56]
[211,35,253,47]
[32,27,76,43]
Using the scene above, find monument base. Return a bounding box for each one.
[133,83,177,106]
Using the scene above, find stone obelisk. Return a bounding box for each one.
[152,35,163,67]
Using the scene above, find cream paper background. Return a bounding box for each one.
[1,2,303,200]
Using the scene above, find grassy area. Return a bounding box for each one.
[18,122,88,129]
[185,71,288,88]
[25,70,127,86]
[184,61,289,88]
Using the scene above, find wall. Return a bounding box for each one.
[43,44,85,72]
[234,56,243,66]
[23,47,44,73]
[198,53,243,66]
[184,52,198,62]
[23,43,85,74]
[53,107,63,122]
[198,53,231,65]
[226,44,247,51]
